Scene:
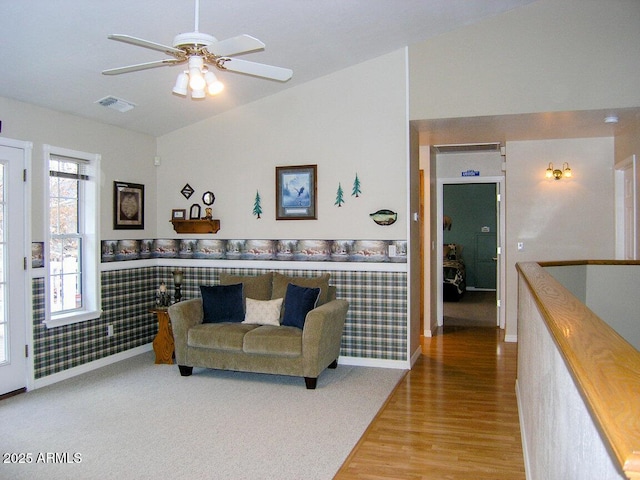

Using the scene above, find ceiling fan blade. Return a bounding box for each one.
[205,34,265,56]
[108,34,185,57]
[217,58,293,82]
[102,59,183,75]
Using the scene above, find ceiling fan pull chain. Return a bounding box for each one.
[194,0,200,32]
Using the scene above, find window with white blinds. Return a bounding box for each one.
[44,146,101,328]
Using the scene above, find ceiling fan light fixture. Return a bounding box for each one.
[187,56,206,90]
[189,70,206,91]
[172,72,189,96]
[205,71,224,95]
[191,88,206,99]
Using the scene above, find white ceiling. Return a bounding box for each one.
[413,108,640,146]
[0,0,537,137]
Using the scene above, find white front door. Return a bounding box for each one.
[0,140,30,396]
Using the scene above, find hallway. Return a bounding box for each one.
[444,290,497,328]
[335,325,525,479]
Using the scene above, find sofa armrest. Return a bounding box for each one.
[168,298,204,365]
[302,299,348,377]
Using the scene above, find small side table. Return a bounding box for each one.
[150,307,175,364]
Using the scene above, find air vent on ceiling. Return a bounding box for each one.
[95,96,136,113]
[433,142,501,154]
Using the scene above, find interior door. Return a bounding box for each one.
[0,140,29,396]
[474,232,497,289]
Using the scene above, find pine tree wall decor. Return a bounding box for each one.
[352,173,362,197]
[253,190,262,218]
[335,183,345,207]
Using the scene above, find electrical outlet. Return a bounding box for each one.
[107,324,114,337]
[517,242,524,251]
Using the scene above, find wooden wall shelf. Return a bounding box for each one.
[171,219,220,234]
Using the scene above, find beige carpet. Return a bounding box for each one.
[1,351,406,480]
[444,290,497,328]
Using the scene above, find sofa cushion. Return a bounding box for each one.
[200,284,245,323]
[242,297,283,326]
[272,272,330,306]
[243,325,302,357]
[219,272,273,300]
[281,283,320,329]
[188,323,259,351]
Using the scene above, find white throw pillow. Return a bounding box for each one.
[242,297,284,326]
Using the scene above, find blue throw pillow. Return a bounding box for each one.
[281,283,320,330]
[200,284,245,323]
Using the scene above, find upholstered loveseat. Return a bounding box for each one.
[167,272,348,389]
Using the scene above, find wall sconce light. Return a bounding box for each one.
[545,162,572,180]
[172,270,184,303]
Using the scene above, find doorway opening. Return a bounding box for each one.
[443,182,498,327]
[436,175,505,330]
[615,154,638,260]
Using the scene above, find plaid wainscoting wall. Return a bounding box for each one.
[157,266,408,361]
[32,265,407,379]
[32,268,158,379]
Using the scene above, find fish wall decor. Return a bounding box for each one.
[369,209,397,226]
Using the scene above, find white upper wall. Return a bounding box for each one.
[156,50,409,240]
[505,137,615,335]
[436,151,503,178]
[0,96,157,240]
[409,0,640,120]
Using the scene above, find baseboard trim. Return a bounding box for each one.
[504,334,518,343]
[33,343,153,390]
[410,345,422,367]
[338,356,409,370]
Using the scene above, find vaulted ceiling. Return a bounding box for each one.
[1,0,536,137]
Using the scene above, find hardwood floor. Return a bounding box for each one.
[334,325,525,480]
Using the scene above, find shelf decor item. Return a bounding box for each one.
[189,203,201,219]
[276,164,317,220]
[172,209,186,220]
[113,181,144,230]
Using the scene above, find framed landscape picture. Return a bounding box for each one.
[114,181,144,229]
[276,165,317,220]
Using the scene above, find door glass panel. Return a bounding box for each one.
[0,163,6,364]
[0,324,6,364]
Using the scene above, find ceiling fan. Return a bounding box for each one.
[102,0,293,98]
